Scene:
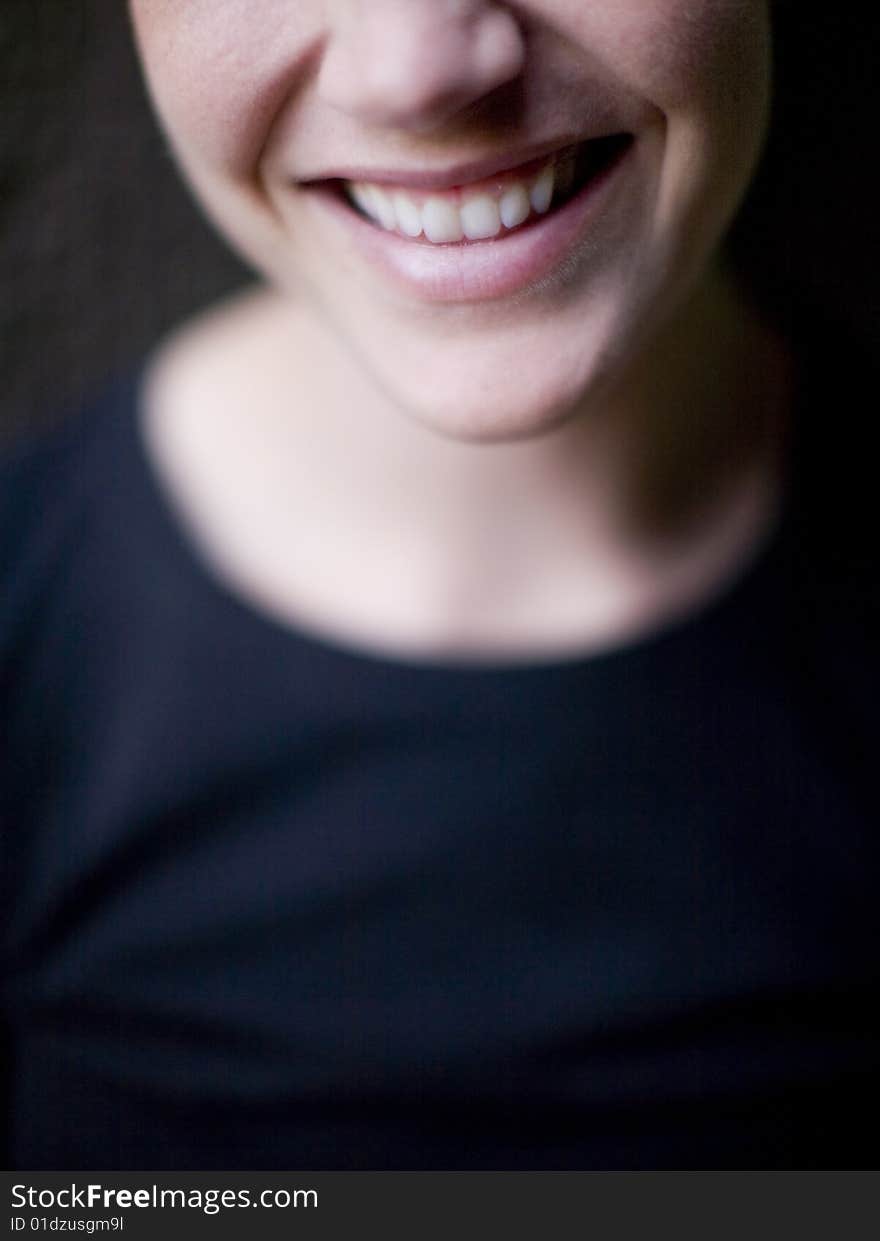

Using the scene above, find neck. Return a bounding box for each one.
[143,265,792,658]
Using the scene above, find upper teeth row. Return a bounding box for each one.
[347,159,570,244]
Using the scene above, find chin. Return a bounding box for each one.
[343,295,632,445]
[369,343,606,445]
[408,397,578,445]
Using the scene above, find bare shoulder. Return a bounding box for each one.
[137,282,317,499]
[140,283,296,432]
[133,283,320,588]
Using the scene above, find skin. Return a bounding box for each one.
[128,0,791,660]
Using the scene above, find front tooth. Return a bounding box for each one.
[392,193,423,238]
[499,184,530,230]
[370,186,397,230]
[530,165,555,214]
[460,194,501,240]
[422,197,464,243]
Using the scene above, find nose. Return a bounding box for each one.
[316,1,526,133]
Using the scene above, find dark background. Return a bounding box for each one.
[1,1,878,443]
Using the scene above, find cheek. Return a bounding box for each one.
[551,0,770,115]
[563,0,771,248]
[130,0,318,177]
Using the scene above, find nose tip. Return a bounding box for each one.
[316,4,526,132]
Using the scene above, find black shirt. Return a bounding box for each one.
[1,338,878,1169]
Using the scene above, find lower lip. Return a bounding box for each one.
[304,140,634,304]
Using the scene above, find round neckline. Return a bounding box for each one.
[119,364,796,684]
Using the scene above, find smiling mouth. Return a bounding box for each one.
[329,135,632,246]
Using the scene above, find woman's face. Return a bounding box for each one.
[129,0,772,441]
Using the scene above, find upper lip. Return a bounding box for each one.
[298,131,628,192]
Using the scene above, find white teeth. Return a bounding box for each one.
[392,192,423,237]
[498,184,530,230]
[369,185,397,231]
[422,197,464,244]
[347,158,563,245]
[460,194,501,240]
[529,165,555,215]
